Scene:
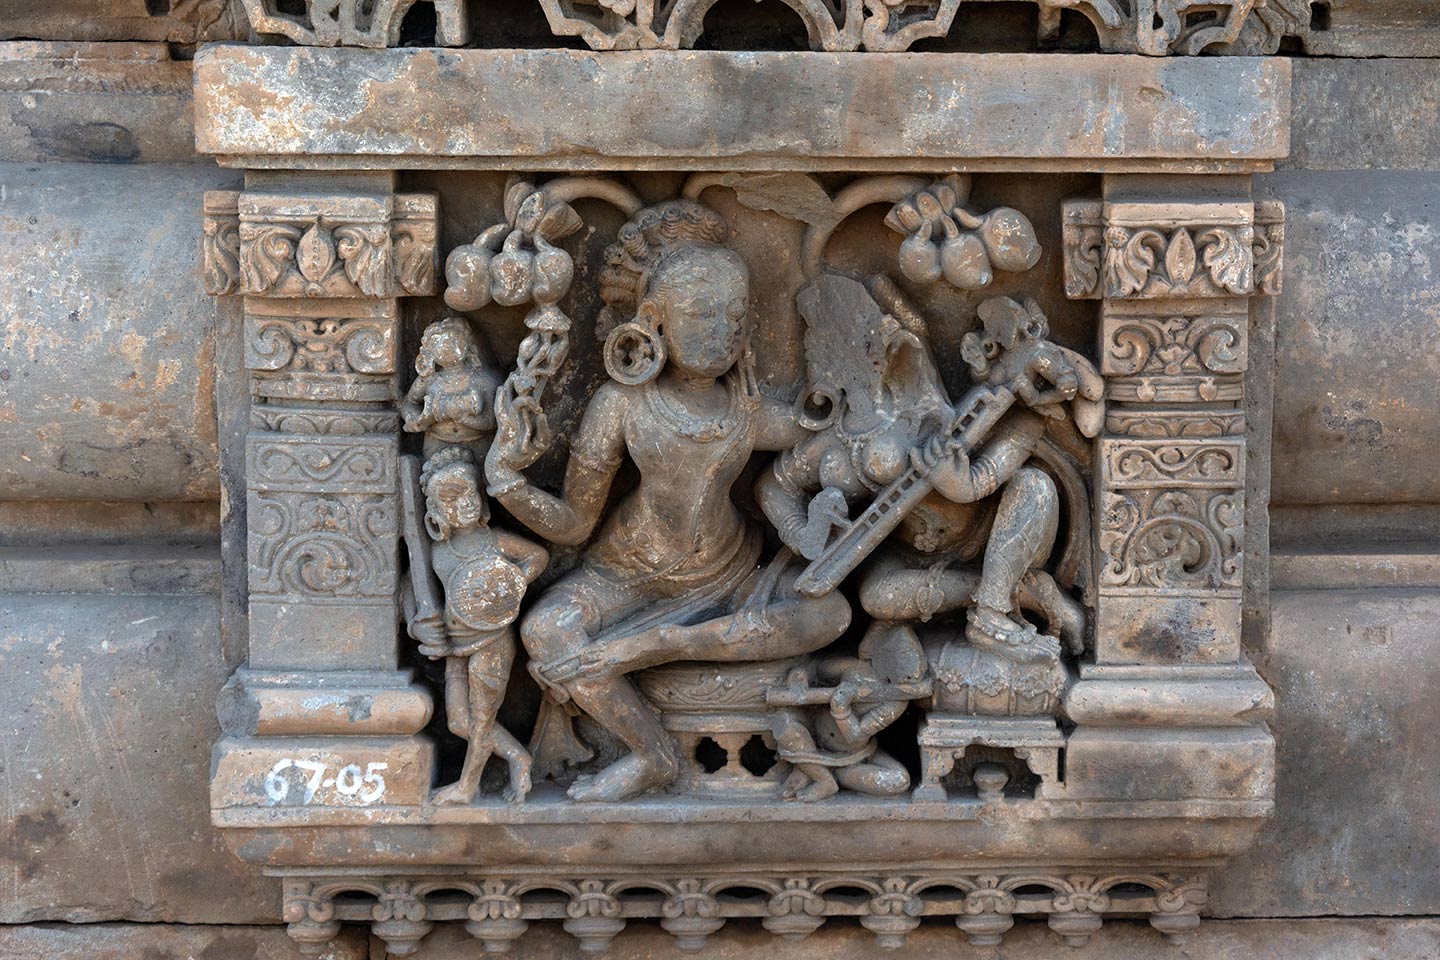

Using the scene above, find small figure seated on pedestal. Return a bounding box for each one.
[765,623,931,802]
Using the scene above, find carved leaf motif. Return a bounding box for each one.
[395,234,435,296]
[202,221,241,296]
[1064,225,1103,297]
[1192,322,1242,374]
[1219,0,1310,54]
[718,172,840,230]
[334,224,391,296]
[1104,228,1163,297]
[1198,227,1254,294]
[1164,228,1197,286]
[241,225,301,294]
[297,222,337,285]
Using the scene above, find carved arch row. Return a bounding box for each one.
[282,871,1208,953]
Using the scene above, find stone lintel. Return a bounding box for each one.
[212,798,1270,866]
[193,47,1290,171]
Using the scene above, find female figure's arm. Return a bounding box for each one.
[485,383,628,546]
[400,374,431,431]
[756,434,825,556]
[927,409,1045,505]
[754,395,811,451]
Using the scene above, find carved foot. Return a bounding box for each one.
[796,777,840,803]
[433,782,478,807]
[567,751,678,803]
[965,606,1061,663]
[503,756,533,805]
[779,769,809,800]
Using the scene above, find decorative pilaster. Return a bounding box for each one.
[1059,192,1281,803]
[203,180,437,814]
[1063,198,1274,662]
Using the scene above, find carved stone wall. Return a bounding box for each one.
[2,2,1440,959]
[180,10,1291,948]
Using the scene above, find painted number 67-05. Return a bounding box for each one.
[263,759,388,805]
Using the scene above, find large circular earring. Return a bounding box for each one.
[796,384,840,431]
[604,321,666,386]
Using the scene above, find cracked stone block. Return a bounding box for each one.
[1210,583,1440,917]
[0,590,274,923]
[0,161,239,501]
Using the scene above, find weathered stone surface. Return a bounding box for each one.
[0,0,247,44]
[0,42,197,165]
[1302,1,1440,58]
[0,922,367,960]
[0,585,274,923]
[1286,59,1440,172]
[410,915,1440,959]
[1256,170,1440,505]
[194,48,1290,170]
[1209,573,1440,917]
[0,161,239,501]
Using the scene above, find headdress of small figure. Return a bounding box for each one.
[596,200,746,386]
[420,445,489,540]
[414,316,484,378]
[962,296,1049,380]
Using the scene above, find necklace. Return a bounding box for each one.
[646,373,744,443]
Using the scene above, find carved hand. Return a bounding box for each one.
[910,435,969,479]
[408,615,450,658]
[485,388,542,487]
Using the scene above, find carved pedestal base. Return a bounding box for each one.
[915,716,1065,802]
[638,659,804,799]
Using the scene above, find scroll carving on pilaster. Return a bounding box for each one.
[1070,195,1278,663]
[1098,437,1245,592]
[247,431,400,601]
[202,190,241,297]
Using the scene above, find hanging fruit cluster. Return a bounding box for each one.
[442,180,585,466]
[444,180,583,312]
[884,176,1042,290]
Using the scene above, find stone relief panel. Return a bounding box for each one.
[202,167,1282,955]
[386,173,1105,808]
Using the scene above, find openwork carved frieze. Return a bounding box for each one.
[283,870,1209,954]
[241,0,469,47]
[228,0,1310,53]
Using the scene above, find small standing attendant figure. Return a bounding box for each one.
[401,317,504,461]
[401,446,549,805]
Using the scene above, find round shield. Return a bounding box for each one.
[448,554,528,632]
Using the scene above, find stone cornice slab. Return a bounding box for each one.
[194,46,1290,172]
